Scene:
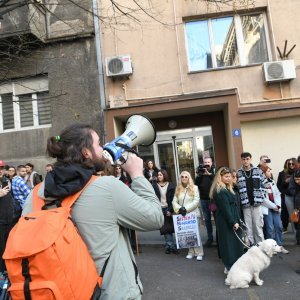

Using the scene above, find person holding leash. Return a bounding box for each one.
[209,167,244,274]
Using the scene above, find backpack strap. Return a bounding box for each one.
[32,175,99,211]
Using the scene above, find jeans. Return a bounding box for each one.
[164,234,176,250]
[263,209,283,246]
[201,199,213,241]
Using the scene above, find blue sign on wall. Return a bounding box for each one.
[232,128,241,137]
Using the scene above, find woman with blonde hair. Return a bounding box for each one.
[172,171,204,261]
[209,167,243,274]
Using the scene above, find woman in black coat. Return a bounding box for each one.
[152,169,178,254]
[144,160,159,184]
[209,167,243,274]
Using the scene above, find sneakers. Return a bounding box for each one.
[196,255,203,261]
[282,227,288,234]
[280,246,289,254]
[186,254,193,259]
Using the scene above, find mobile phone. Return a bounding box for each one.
[264,158,271,163]
[1,180,8,188]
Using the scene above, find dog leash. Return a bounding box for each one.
[234,219,251,249]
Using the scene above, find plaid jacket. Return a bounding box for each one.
[12,176,31,209]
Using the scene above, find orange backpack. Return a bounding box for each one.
[3,175,105,300]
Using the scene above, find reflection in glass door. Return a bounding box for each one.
[138,126,215,185]
[157,138,195,185]
[176,139,195,179]
[157,142,176,185]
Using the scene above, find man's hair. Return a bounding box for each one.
[294,169,300,178]
[241,152,252,159]
[46,123,95,167]
[46,164,53,168]
[259,155,268,160]
[17,165,26,171]
[25,163,34,169]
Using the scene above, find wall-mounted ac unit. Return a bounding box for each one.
[263,60,296,83]
[105,55,133,77]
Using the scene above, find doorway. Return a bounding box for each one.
[138,126,215,185]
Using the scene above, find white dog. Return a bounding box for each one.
[225,239,281,289]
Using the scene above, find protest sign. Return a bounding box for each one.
[172,212,200,249]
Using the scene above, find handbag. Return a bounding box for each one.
[208,201,217,212]
[160,215,174,235]
[290,209,300,223]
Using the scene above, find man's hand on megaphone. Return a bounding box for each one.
[122,152,144,179]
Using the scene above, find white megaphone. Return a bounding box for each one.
[103,114,156,165]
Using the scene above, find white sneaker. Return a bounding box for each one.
[224,267,228,274]
[280,246,289,254]
[186,254,193,259]
[196,255,203,261]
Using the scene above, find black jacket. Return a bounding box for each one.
[152,182,175,213]
[195,172,215,200]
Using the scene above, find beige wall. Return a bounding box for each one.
[241,116,300,181]
[100,0,300,108]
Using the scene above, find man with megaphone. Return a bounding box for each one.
[22,120,164,299]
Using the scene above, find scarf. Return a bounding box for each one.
[44,164,94,199]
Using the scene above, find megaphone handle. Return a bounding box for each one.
[115,142,140,158]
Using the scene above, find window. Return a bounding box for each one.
[0,76,51,132]
[185,12,270,72]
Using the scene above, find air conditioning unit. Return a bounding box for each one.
[105,55,133,77]
[263,60,296,83]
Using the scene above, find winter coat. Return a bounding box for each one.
[152,182,175,213]
[237,167,267,207]
[23,176,164,300]
[214,188,244,267]
[172,185,200,217]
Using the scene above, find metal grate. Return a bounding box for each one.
[108,58,124,74]
[267,63,284,79]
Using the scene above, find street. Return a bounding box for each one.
[136,230,300,300]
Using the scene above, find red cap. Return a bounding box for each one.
[0,160,5,167]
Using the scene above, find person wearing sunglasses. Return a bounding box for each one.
[209,167,243,274]
[172,171,204,261]
[277,158,297,233]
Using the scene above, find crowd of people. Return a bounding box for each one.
[0,124,300,298]
[139,154,300,276]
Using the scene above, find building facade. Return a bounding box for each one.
[99,0,300,183]
[0,0,101,174]
[1,1,299,182]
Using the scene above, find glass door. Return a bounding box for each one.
[138,126,215,185]
[156,137,195,185]
[175,138,195,179]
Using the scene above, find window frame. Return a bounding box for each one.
[185,11,272,73]
[0,81,51,133]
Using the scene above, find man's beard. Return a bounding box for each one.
[92,156,111,173]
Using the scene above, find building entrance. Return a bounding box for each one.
[138,126,215,185]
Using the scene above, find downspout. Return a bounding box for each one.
[92,0,107,143]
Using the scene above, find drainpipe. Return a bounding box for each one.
[92,0,106,143]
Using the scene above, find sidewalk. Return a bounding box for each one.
[137,222,297,247]
[136,222,300,300]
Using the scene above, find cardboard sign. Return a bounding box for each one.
[173,212,200,249]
